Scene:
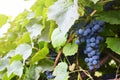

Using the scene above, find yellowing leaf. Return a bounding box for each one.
[0,14,8,27]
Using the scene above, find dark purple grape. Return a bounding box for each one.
[47,75,55,79]
[46,70,55,79]
[78,29,84,35]
[90,37,95,43]
[90,43,96,47]
[83,31,89,36]
[80,38,85,42]
[86,47,93,52]
[92,56,99,60]
[87,62,92,66]
[95,39,100,44]
[85,58,89,62]
[93,24,100,30]
[89,66,94,70]
[89,58,94,62]
[76,39,80,44]
[89,51,96,56]
[98,21,105,26]
[93,60,98,65]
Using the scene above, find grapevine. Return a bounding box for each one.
[0,0,120,80]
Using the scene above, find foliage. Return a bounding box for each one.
[0,0,120,80]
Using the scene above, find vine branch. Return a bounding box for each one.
[54,34,75,68]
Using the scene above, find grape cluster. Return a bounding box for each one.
[76,19,104,70]
[45,70,55,80]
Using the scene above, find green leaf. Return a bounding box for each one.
[24,66,42,80]
[0,14,8,27]
[63,42,78,56]
[10,54,22,64]
[106,37,120,55]
[17,32,31,45]
[4,50,15,58]
[54,73,69,80]
[2,73,15,80]
[2,73,9,80]
[0,58,9,71]
[26,23,42,39]
[26,12,35,20]
[38,26,50,42]
[31,0,46,16]
[24,59,54,80]
[53,62,69,80]
[45,0,56,7]
[15,44,32,62]
[91,0,99,4]
[53,62,68,75]
[31,47,49,64]
[96,11,120,24]
[48,0,79,35]
[49,21,57,40]
[7,61,23,77]
[51,28,67,48]
[38,59,54,72]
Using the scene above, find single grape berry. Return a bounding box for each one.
[75,39,80,44]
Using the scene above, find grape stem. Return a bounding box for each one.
[99,54,111,66]
[90,10,97,17]
[33,47,39,51]
[115,64,120,79]
[65,56,71,65]
[78,66,94,80]
[108,53,120,63]
[54,50,62,68]
[76,52,83,80]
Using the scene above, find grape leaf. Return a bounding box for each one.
[17,32,31,45]
[0,14,8,27]
[106,37,120,55]
[31,47,49,64]
[38,59,54,72]
[25,59,54,80]
[54,73,69,80]
[31,0,56,17]
[63,42,78,56]
[0,58,9,71]
[31,0,45,16]
[24,66,42,80]
[51,28,67,48]
[4,50,15,58]
[38,26,50,42]
[7,61,23,77]
[10,54,22,64]
[26,23,42,39]
[96,11,120,24]
[53,62,68,75]
[91,0,99,4]
[2,73,15,80]
[27,12,35,20]
[48,0,79,35]
[53,62,69,80]
[15,44,32,62]
[2,73,9,80]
